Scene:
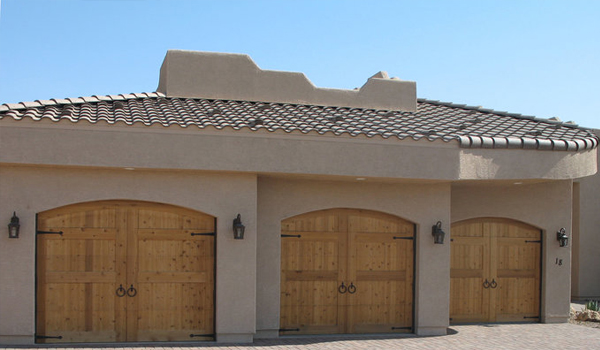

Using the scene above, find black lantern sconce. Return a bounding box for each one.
[432,221,445,244]
[8,212,20,239]
[233,214,245,240]
[557,228,568,247]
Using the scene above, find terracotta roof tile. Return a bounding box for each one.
[0,93,597,151]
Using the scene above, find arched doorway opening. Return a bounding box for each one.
[36,200,216,343]
[450,218,542,324]
[280,208,415,335]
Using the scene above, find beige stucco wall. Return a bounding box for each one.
[0,117,593,344]
[256,177,451,337]
[451,180,574,322]
[1,120,596,181]
[0,165,258,344]
[459,148,596,180]
[573,130,600,299]
[157,50,417,112]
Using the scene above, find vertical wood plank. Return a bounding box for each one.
[281,209,413,335]
[450,218,542,324]
[37,204,120,343]
[36,201,216,343]
[114,207,128,342]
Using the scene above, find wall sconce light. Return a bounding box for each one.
[8,212,20,239]
[432,221,445,244]
[557,228,568,247]
[233,214,245,240]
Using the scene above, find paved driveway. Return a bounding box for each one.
[2,323,598,350]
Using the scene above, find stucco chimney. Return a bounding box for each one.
[157,50,417,112]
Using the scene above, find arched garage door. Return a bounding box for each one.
[450,218,542,323]
[280,209,414,335]
[36,200,215,343]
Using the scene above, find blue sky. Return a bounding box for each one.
[1,0,599,128]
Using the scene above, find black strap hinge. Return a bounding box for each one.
[279,328,300,332]
[524,316,540,319]
[36,230,63,235]
[281,234,301,238]
[391,326,412,330]
[191,232,215,236]
[393,236,414,240]
[525,240,542,243]
[36,335,63,339]
[189,333,215,338]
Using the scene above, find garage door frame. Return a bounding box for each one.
[450,217,543,324]
[34,200,217,343]
[279,208,416,335]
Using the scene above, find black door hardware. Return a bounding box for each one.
[127,284,137,297]
[116,284,126,297]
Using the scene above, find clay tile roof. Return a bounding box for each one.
[0,93,597,151]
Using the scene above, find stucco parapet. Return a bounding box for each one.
[157,50,417,112]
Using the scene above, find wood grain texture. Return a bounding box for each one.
[450,218,541,324]
[281,209,414,335]
[36,200,215,343]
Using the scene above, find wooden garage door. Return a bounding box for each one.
[280,209,414,335]
[450,218,541,324]
[36,200,215,343]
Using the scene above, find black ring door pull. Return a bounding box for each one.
[116,284,126,297]
[348,282,357,294]
[127,285,137,297]
[490,279,498,289]
[338,282,347,294]
[483,279,490,289]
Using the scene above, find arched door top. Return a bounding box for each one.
[450,218,541,324]
[36,200,216,343]
[452,217,541,231]
[38,199,214,218]
[280,208,415,335]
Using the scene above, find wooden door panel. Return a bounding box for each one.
[135,282,213,341]
[39,283,120,343]
[41,208,117,229]
[281,211,341,233]
[350,280,412,333]
[37,209,122,343]
[37,201,215,343]
[450,222,490,323]
[450,219,541,324]
[494,223,541,322]
[281,209,414,335]
[450,278,489,323]
[280,229,346,334]
[349,232,413,333]
[133,208,215,342]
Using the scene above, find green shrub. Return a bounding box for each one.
[585,300,599,312]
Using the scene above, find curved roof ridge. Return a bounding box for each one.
[1,93,597,152]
